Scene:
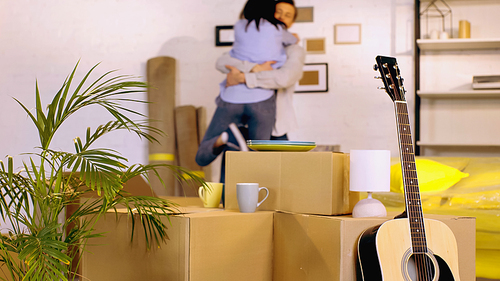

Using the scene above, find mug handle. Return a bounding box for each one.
[256,187,269,207]
[198,186,207,205]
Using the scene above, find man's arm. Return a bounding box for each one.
[215,52,258,74]
[225,59,278,86]
[225,65,246,86]
[244,44,306,89]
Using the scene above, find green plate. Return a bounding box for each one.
[247,140,315,146]
[247,143,316,152]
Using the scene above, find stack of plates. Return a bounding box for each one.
[246,140,316,152]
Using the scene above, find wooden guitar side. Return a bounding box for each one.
[357,218,461,281]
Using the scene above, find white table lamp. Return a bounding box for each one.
[349,150,391,218]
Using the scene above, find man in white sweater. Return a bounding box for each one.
[217,42,305,140]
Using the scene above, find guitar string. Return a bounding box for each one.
[393,85,427,250]
[391,62,433,280]
[397,102,432,281]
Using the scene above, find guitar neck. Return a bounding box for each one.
[394,101,428,253]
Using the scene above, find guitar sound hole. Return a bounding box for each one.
[405,253,438,281]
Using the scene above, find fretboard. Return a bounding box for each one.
[395,101,428,254]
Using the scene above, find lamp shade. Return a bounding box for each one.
[349,150,390,193]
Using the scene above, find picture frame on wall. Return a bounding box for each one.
[334,24,362,44]
[303,38,326,54]
[295,7,314,23]
[215,25,234,46]
[295,63,328,93]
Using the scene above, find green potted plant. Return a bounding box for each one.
[0,62,204,280]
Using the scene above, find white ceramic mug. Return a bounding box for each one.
[236,183,269,213]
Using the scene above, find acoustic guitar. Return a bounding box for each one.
[356,56,461,281]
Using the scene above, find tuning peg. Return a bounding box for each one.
[377,87,385,90]
[374,76,382,79]
[373,64,379,71]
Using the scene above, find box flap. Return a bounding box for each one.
[159,195,204,207]
[111,206,224,215]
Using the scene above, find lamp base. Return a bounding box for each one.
[352,193,387,218]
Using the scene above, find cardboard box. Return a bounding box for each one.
[273,212,476,281]
[225,151,358,215]
[81,209,274,281]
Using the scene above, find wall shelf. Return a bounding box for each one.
[415,1,500,156]
[417,90,500,98]
[417,38,500,51]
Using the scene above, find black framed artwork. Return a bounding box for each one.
[215,25,234,47]
[295,63,329,93]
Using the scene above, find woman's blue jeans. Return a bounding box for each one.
[195,94,276,183]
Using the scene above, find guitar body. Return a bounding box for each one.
[357,218,460,281]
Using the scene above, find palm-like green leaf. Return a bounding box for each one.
[13,62,149,151]
[0,61,206,280]
[0,158,35,233]
[112,195,179,250]
[44,147,126,199]
[17,223,70,281]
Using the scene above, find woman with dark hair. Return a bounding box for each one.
[196,0,299,181]
[218,0,298,106]
[219,0,302,141]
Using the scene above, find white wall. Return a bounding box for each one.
[0,0,414,179]
[287,0,414,153]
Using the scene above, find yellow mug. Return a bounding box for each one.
[198,182,224,208]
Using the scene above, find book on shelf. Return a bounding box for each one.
[472,75,500,90]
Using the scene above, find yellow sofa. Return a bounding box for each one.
[376,156,500,280]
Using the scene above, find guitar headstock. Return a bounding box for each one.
[374,55,406,102]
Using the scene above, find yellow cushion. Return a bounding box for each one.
[390,159,469,193]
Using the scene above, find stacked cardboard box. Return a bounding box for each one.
[81,209,475,281]
[81,208,274,281]
[225,151,359,215]
[225,151,476,281]
[273,212,475,281]
[81,151,476,280]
